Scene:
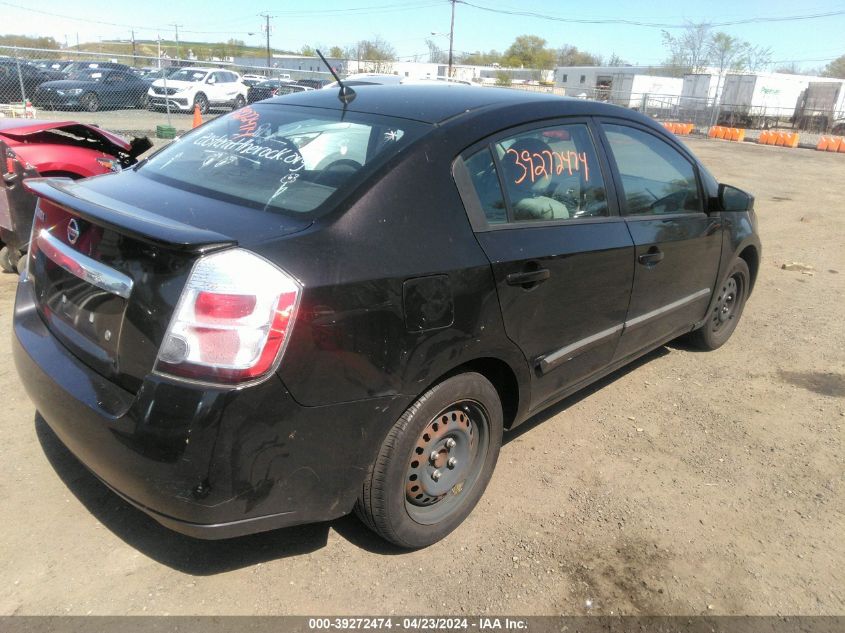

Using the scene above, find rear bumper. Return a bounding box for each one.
[13,278,402,539]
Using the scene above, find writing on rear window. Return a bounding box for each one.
[140,103,427,215]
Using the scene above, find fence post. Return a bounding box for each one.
[14,47,27,107]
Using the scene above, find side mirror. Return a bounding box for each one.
[717,183,754,212]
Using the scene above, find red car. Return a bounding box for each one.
[0,119,151,272]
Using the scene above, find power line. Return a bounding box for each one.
[458,1,845,29]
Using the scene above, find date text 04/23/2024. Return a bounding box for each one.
[307,618,528,631]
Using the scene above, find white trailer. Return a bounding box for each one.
[680,74,719,110]
[607,73,683,110]
[718,73,842,125]
[795,80,845,132]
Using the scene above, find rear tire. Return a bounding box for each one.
[355,372,503,548]
[689,258,750,350]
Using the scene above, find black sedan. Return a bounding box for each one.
[246,79,312,103]
[13,85,760,548]
[33,68,150,111]
[0,59,49,104]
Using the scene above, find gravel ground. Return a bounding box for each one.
[0,137,842,616]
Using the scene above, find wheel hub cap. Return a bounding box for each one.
[406,408,475,506]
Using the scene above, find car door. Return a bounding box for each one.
[597,120,723,361]
[454,120,635,410]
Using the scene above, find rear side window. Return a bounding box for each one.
[464,123,608,225]
[140,104,428,216]
[603,124,702,215]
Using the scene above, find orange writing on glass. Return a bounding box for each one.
[231,106,260,139]
[506,148,590,185]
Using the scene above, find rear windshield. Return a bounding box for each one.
[138,103,428,215]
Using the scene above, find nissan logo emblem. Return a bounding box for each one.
[67,218,80,245]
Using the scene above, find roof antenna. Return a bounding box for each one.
[316,48,356,105]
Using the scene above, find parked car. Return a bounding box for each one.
[0,59,49,104]
[0,119,151,272]
[13,85,760,548]
[29,60,69,80]
[324,73,402,89]
[247,79,313,103]
[59,61,131,76]
[32,68,151,111]
[241,74,268,87]
[296,78,331,89]
[148,67,248,114]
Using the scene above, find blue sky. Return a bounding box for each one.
[1,0,843,69]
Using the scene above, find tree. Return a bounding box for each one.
[504,35,555,69]
[556,44,602,67]
[348,37,396,73]
[822,54,845,78]
[661,22,712,75]
[458,49,502,66]
[708,32,748,76]
[328,46,344,59]
[300,45,315,57]
[425,38,447,64]
[0,34,60,49]
[744,45,772,72]
[607,53,625,67]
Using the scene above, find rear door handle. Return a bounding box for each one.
[638,249,664,266]
[506,269,551,286]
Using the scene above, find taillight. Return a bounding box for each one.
[155,248,301,387]
[5,148,17,175]
[95,156,122,173]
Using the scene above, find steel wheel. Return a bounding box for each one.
[689,257,750,351]
[711,275,743,334]
[356,372,503,548]
[404,400,490,525]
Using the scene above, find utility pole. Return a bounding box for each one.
[448,0,456,78]
[130,29,137,67]
[260,13,272,71]
[171,23,182,61]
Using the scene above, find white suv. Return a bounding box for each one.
[148,67,248,113]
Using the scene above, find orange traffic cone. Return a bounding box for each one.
[192,104,202,129]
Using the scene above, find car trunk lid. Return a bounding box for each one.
[23,175,310,393]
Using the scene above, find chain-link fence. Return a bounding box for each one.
[0,45,335,136]
[489,83,845,136]
[4,45,845,139]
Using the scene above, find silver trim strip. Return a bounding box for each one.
[537,288,712,374]
[624,288,711,329]
[36,229,134,299]
[539,324,623,373]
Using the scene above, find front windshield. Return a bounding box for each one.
[168,69,208,82]
[140,103,428,216]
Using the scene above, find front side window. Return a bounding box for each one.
[603,124,702,215]
[140,103,427,216]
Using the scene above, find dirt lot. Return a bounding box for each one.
[0,138,842,616]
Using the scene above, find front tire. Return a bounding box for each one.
[194,93,209,115]
[80,92,100,112]
[233,95,246,110]
[689,258,750,350]
[356,372,503,548]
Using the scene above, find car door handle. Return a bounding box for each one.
[506,269,551,286]
[638,249,665,266]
